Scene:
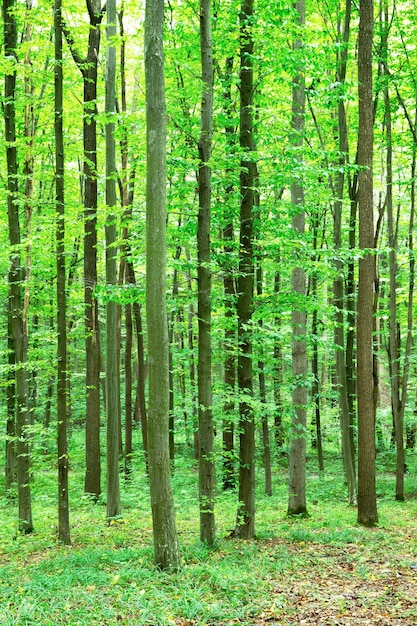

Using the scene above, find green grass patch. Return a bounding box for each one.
[1,439,417,624]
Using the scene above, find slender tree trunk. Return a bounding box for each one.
[223,218,236,490]
[145,0,180,570]
[357,0,378,527]
[5,325,16,490]
[55,0,70,545]
[3,0,33,534]
[273,271,284,449]
[256,265,272,496]
[82,8,103,500]
[332,0,356,505]
[311,275,324,473]
[222,57,236,490]
[233,0,256,539]
[185,256,199,459]
[288,0,308,518]
[63,0,104,499]
[105,0,121,521]
[168,246,181,462]
[198,0,216,546]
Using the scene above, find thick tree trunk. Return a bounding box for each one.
[288,0,308,518]
[357,0,378,527]
[145,0,180,570]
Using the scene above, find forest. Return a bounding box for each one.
[1,0,417,623]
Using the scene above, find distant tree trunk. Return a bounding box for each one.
[105,0,121,521]
[168,246,181,462]
[222,56,236,491]
[384,71,404,502]
[273,271,284,449]
[256,264,272,496]
[145,0,180,570]
[197,0,216,546]
[311,274,324,473]
[233,0,256,539]
[288,0,308,518]
[223,218,236,490]
[185,256,199,459]
[405,129,417,454]
[55,0,70,545]
[357,0,378,527]
[5,326,16,490]
[3,0,33,534]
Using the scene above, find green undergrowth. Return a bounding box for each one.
[0,439,417,625]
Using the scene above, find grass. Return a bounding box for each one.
[0,435,417,625]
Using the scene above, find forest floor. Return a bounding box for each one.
[0,442,416,625]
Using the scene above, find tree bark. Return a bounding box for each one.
[198,0,216,546]
[288,0,308,518]
[105,0,121,521]
[3,0,33,534]
[233,0,256,539]
[333,0,356,504]
[55,0,70,545]
[357,0,378,527]
[145,0,180,570]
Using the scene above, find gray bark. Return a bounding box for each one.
[145,0,180,570]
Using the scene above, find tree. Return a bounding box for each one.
[62,0,104,500]
[287,0,308,517]
[145,0,180,570]
[233,0,256,539]
[3,0,33,535]
[105,0,121,521]
[356,0,378,527]
[54,0,70,545]
[332,0,356,505]
[197,0,216,546]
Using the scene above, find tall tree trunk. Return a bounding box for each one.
[288,0,308,518]
[63,0,104,499]
[3,0,33,534]
[198,0,216,546]
[55,0,70,545]
[357,0,378,527]
[256,264,272,496]
[333,0,356,505]
[233,0,256,539]
[222,56,236,491]
[145,0,180,570]
[105,0,121,521]
[83,4,103,500]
